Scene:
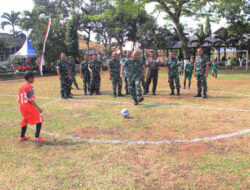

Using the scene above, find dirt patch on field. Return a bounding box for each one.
[75,127,100,138]
[158,128,177,140]
[178,143,213,156]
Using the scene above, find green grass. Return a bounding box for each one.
[0,70,249,189]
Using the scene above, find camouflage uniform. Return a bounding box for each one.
[124,58,143,101]
[69,60,79,89]
[122,57,129,94]
[184,62,194,89]
[108,58,122,96]
[80,60,90,93]
[179,61,184,75]
[195,55,209,95]
[212,61,218,78]
[88,60,102,94]
[57,60,70,98]
[166,57,180,91]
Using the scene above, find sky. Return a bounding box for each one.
[0,0,227,38]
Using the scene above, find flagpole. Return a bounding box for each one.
[40,17,51,76]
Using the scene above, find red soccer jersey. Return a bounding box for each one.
[22,66,26,70]
[18,83,35,109]
[18,83,43,127]
[18,66,21,71]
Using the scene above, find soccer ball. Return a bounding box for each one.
[121,109,130,118]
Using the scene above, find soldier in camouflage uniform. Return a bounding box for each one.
[68,56,80,92]
[166,52,181,96]
[122,51,131,95]
[56,53,72,99]
[88,54,102,95]
[122,50,144,105]
[194,48,209,99]
[211,59,218,78]
[183,57,195,90]
[108,52,123,97]
[80,55,90,95]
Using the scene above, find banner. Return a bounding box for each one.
[40,17,51,76]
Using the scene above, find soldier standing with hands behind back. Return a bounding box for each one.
[88,54,102,95]
[56,53,72,99]
[108,52,123,97]
[166,52,181,96]
[194,48,209,99]
[80,55,90,95]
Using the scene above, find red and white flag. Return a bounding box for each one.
[40,17,51,76]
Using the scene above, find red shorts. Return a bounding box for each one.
[20,107,44,127]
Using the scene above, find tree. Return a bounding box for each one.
[213,28,236,62]
[1,11,21,38]
[20,6,45,33]
[205,16,211,36]
[66,13,79,57]
[143,0,208,60]
[0,37,12,50]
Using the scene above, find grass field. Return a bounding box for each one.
[0,69,249,189]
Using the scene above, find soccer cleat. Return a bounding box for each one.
[34,137,47,142]
[19,136,30,142]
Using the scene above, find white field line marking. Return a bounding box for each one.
[0,93,250,112]
[29,126,250,145]
[0,79,24,83]
[40,99,62,107]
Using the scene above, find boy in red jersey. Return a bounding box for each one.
[18,71,46,142]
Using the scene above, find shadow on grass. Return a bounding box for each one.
[31,139,86,147]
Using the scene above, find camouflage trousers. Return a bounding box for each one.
[124,76,129,92]
[168,74,180,90]
[90,73,101,92]
[111,75,122,94]
[212,69,218,78]
[70,75,79,89]
[197,74,207,95]
[128,77,142,100]
[184,73,192,88]
[60,77,70,97]
[82,75,90,92]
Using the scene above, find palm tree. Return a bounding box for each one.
[20,6,45,32]
[191,24,212,47]
[213,29,236,62]
[1,11,21,38]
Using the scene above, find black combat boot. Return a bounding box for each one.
[113,92,117,98]
[194,92,202,97]
[177,89,180,96]
[138,96,144,103]
[84,90,87,96]
[89,90,93,96]
[61,92,67,99]
[203,90,207,99]
[96,90,101,95]
[170,89,175,96]
[152,91,156,96]
[126,89,130,95]
[118,91,123,97]
[134,99,139,105]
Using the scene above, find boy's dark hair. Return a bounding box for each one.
[24,71,34,81]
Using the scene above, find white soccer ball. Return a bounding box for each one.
[121,109,130,118]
